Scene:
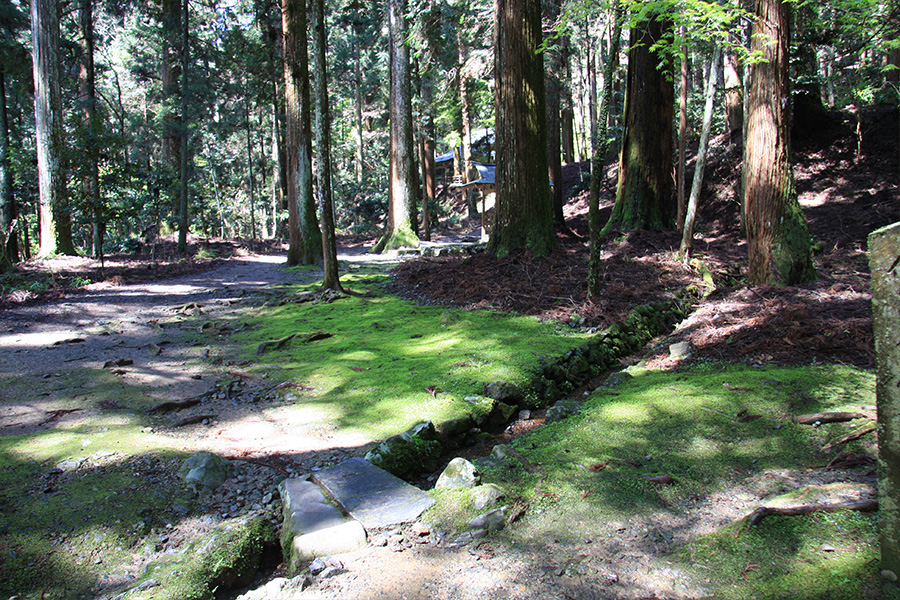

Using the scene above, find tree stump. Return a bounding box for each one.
[869,221,900,583]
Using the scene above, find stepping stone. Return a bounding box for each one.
[311,457,435,529]
[279,478,367,572]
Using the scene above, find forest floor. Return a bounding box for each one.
[0,105,896,600]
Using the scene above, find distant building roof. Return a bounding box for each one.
[435,150,455,164]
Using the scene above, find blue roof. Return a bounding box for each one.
[435,151,455,163]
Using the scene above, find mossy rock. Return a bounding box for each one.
[364,421,443,478]
[139,515,277,600]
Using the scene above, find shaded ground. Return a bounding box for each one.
[391,105,899,370]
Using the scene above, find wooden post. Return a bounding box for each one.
[869,221,900,586]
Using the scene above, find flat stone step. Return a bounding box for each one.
[279,478,367,572]
[311,457,435,529]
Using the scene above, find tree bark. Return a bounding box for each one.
[603,11,675,234]
[176,0,190,254]
[743,0,815,285]
[587,0,623,297]
[457,21,477,218]
[353,35,364,185]
[544,0,565,231]
[560,34,575,164]
[680,48,721,260]
[79,0,102,260]
[310,0,341,292]
[246,99,257,241]
[281,0,322,265]
[374,0,419,252]
[677,38,687,231]
[868,222,900,584]
[722,48,743,144]
[0,68,17,271]
[488,0,554,257]
[32,0,75,256]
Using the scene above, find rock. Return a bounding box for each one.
[435,458,480,489]
[669,341,694,358]
[487,402,517,427]
[470,484,504,510]
[490,444,510,461]
[464,396,496,426]
[279,478,366,572]
[311,457,435,529]
[483,381,522,405]
[434,417,474,443]
[364,421,442,478]
[518,409,531,420]
[881,570,898,583]
[178,451,232,493]
[288,521,367,567]
[468,506,507,533]
[601,370,633,389]
[546,399,582,423]
[409,522,430,537]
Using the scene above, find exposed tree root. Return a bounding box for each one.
[743,499,878,531]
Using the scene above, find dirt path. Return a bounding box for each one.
[0,250,878,600]
[0,252,393,463]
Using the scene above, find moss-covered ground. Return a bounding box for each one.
[0,269,589,599]
[226,270,589,438]
[426,362,882,599]
[0,266,888,599]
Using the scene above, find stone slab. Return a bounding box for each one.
[290,521,367,566]
[311,457,435,529]
[280,478,347,534]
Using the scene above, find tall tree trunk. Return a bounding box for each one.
[161,0,181,225]
[677,37,688,230]
[560,34,575,164]
[79,0,102,260]
[743,0,815,285]
[354,35,364,185]
[457,23,477,218]
[722,48,743,144]
[310,0,341,292]
[544,0,565,231]
[680,48,721,260]
[246,99,257,241]
[0,68,16,271]
[422,138,434,241]
[587,0,622,297]
[32,0,75,256]
[603,11,674,233]
[281,0,322,265]
[488,0,554,257]
[374,0,419,252]
[176,0,190,254]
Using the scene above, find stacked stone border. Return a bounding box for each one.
[365,291,698,479]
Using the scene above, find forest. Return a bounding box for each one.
[0,0,899,598]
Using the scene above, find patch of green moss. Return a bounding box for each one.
[141,516,277,600]
[231,272,588,438]
[484,363,879,596]
[680,510,879,599]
